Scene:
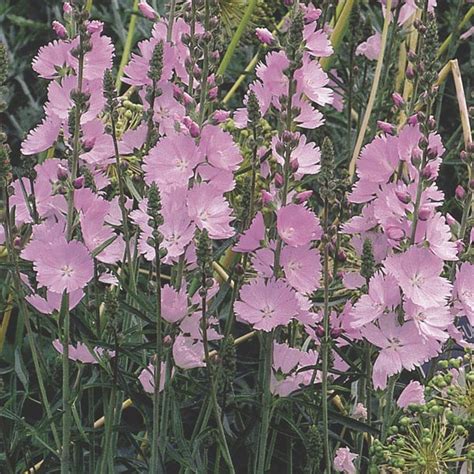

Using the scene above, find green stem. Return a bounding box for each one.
[151,240,163,472]
[116,0,140,91]
[216,0,257,77]
[321,200,332,474]
[60,293,71,474]
[201,290,235,473]
[166,0,177,42]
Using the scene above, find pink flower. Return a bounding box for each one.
[362,314,433,389]
[350,273,400,328]
[384,247,451,308]
[27,289,84,315]
[139,0,158,20]
[21,115,62,155]
[53,340,114,364]
[397,380,425,409]
[280,244,321,294]
[404,301,452,342]
[139,362,169,393]
[234,278,299,331]
[295,55,333,107]
[304,23,333,57]
[234,212,265,253]
[333,447,358,474]
[34,239,94,293]
[453,263,474,325]
[277,204,322,247]
[416,212,458,261]
[352,403,368,420]
[144,133,200,188]
[172,335,206,369]
[356,32,381,61]
[187,183,234,239]
[256,51,290,102]
[255,27,274,45]
[198,125,242,171]
[32,39,73,79]
[162,285,188,323]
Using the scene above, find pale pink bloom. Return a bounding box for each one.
[53,340,114,364]
[280,244,321,294]
[32,39,73,79]
[172,335,206,369]
[162,285,188,323]
[294,97,325,129]
[295,55,333,106]
[272,134,321,177]
[139,0,158,20]
[304,23,333,57]
[384,247,451,308]
[277,204,322,247]
[198,125,242,171]
[27,289,84,315]
[350,273,400,328]
[273,342,302,374]
[252,247,274,278]
[397,380,425,409]
[118,123,148,155]
[334,447,358,474]
[303,4,322,23]
[356,32,382,61]
[460,26,474,41]
[234,278,299,331]
[144,133,200,188]
[179,312,222,341]
[187,183,234,239]
[328,69,344,112]
[352,403,367,420]
[256,51,290,103]
[255,27,274,45]
[404,301,452,342]
[21,115,62,155]
[453,263,474,325]
[34,239,94,293]
[416,212,458,261]
[342,272,365,290]
[21,221,66,262]
[362,314,433,389]
[123,32,175,87]
[139,362,169,393]
[234,212,265,253]
[151,84,186,135]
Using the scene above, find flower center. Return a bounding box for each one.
[261,305,275,318]
[61,265,74,278]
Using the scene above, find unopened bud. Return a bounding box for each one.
[275,173,284,188]
[455,185,466,200]
[418,207,431,221]
[295,190,313,204]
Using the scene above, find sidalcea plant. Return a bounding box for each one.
[0,0,473,473]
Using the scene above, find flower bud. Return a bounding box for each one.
[314,325,325,338]
[63,2,73,14]
[139,0,158,20]
[73,176,84,189]
[295,190,313,204]
[13,236,22,250]
[255,27,275,45]
[57,164,69,181]
[208,86,218,100]
[377,120,395,135]
[212,109,230,124]
[407,114,418,126]
[395,189,411,204]
[261,190,273,204]
[290,159,299,173]
[455,185,466,200]
[274,173,284,188]
[391,92,405,108]
[386,226,405,241]
[418,207,431,221]
[446,213,456,226]
[460,150,468,162]
[52,21,67,39]
[406,65,415,80]
[163,335,173,346]
[330,328,343,338]
[427,116,436,130]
